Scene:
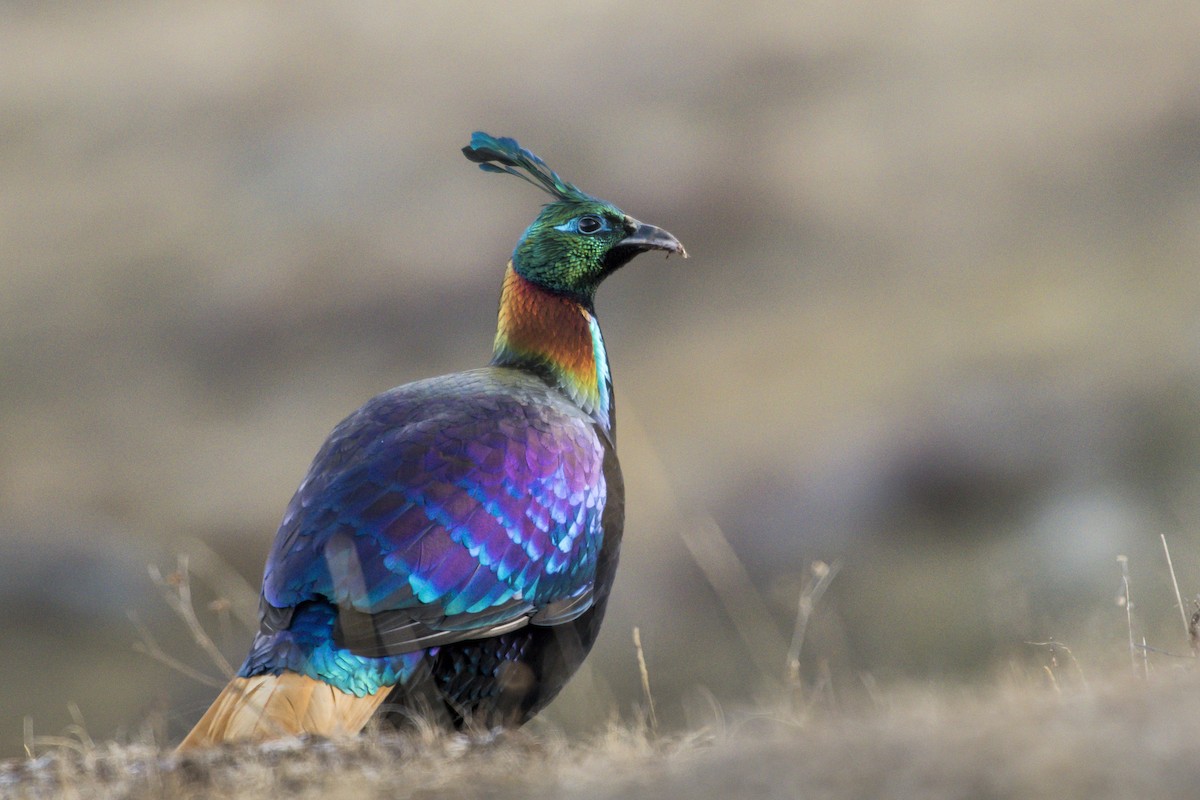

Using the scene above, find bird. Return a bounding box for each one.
[177,132,686,750]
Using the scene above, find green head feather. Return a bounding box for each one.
[463,131,686,303]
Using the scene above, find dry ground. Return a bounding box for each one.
[6,669,1200,800]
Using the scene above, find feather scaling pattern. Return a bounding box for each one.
[178,132,685,749]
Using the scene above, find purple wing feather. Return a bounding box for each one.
[261,367,608,654]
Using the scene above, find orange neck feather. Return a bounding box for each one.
[491,263,611,426]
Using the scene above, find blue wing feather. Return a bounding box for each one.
[260,367,607,651]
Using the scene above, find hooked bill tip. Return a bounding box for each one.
[619,218,687,259]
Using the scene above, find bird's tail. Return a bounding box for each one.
[176,672,391,751]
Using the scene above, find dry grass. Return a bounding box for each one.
[6,669,1200,800]
[6,549,1200,799]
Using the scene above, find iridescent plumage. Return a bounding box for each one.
[178,132,684,749]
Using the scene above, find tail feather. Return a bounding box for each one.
[176,673,391,751]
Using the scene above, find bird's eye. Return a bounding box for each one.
[577,215,604,234]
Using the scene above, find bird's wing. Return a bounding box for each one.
[259,370,610,656]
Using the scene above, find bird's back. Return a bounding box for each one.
[244,366,624,727]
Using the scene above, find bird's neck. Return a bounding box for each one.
[491,263,613,432]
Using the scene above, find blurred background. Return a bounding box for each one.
[3,1,1200,758]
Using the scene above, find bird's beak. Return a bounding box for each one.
[618,217,688,259]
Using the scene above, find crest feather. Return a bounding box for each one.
[463,132,594,203]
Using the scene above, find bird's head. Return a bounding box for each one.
[463,132,686,304]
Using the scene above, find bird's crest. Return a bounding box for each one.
[463,132,595,203]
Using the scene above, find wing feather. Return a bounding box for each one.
[260,369,607,656]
